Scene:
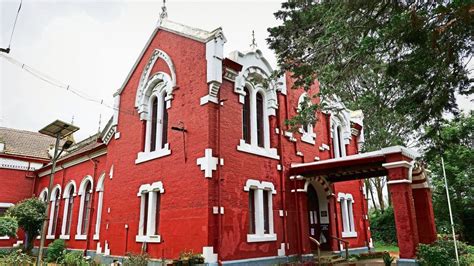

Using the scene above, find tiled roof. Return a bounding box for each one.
[0,127,56,160]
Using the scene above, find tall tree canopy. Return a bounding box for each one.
[268,1,473,133]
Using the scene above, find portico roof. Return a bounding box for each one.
[289,146,420,182]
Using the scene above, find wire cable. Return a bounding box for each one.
[8,0,23,49]
[0,53,138,117]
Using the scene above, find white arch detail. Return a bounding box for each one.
[78,175,94,195]
[63,181,77,199]
[49,184,62,201]
[38,187,49,202]
[135,49,176,119]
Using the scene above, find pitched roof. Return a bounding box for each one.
[0,127,56,160]
[114,19,224,96]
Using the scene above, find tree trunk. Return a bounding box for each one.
[366,179,378,211]
[372,177,385,212]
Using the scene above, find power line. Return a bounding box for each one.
[1,0,22,54]
[0,53,137,117]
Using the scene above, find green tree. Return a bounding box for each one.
[268,1,473,130]
[0,216,18,237]
[423,111,474,244]
[7,198,46,252]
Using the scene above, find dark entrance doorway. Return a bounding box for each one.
[307,184,330,250]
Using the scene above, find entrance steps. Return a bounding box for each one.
[314,251,346,265]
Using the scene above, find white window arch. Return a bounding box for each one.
[297,92,316,145]
[136,181,164,243]
[60,181,76,239]
[136,72,172,164]
[237,82,279,159]
[75,176,93,240]
[93,173,105,240]
[47,185,61,239]
[38,188,48,202]
[338,193,357,238]
[243,179,277,242]
[331,115,348,158]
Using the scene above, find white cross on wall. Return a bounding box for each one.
[197,148,218,178]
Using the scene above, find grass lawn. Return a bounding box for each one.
[374,241,399,253]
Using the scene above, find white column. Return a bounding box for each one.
[255,189,264,236]
[267,192,274,234]
[61,198,69,236]
[47,199,55,236]
[76,195,85,235]
[146,191,157,236]
[93,191,104,239]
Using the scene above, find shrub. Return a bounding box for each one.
[64,251,88,266]
[417,239,474,266]
[47,239,66,263]
[0,249,33,265]
[369,206,397,244]
[123,252,149,266]
[0,216,18,237]
[382,251,395,266]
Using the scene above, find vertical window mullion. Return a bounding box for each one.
[161,96,168,149]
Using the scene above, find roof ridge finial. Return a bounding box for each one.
[158,0,168,25]
[250,30,257,50]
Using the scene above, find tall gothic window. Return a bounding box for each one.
[150,96,158,152]
[256,92,264,148]
[332,120,346,158]
[47,186,61,238]
[242,88,251,144]
[81,181,92,234]
[64,185,75,236]
[75,177,93,240]
[161,95,168,149]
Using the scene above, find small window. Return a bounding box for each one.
[244,180,276,242]
[256,92,264,148]
[339,193,357,238]
[136,182,164,243]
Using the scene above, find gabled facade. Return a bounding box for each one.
[0,18,436,265]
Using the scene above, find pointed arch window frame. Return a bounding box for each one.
[60,181,77,240]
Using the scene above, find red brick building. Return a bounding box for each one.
[0,18,436,264]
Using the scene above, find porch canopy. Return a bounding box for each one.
[289,146,420,182]
[288,146,437,261]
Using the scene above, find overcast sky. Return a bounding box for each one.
[0,0,472,141]
[0,0,282,140]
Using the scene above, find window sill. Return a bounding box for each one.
[247,233,277,243]
[93,234,99,240]
[135,234,161,243]
[299,129,316,145]
[46,235,55,240]
[59,235,70,240]
[135,144,171,164]
[342,231,357,238]
[0,236,9,240]
[237,140,279,160]
[74,234,87,240]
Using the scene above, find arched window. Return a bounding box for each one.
[297,93,316,145]
[38,188,48,202]
[332,118,346,158]
[136,181,164,243]
[81,181,92,234]
[150,96,158,152]
[75,176,93,240]
[60,183,75,238]
[337,126,344,158]
[256,92,264,148]
[47,185,61,239]
[136,82,171,164]
[242,88,251,144]
[161,95,168,149]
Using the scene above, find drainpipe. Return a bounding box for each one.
[276,94,289,256]
[217,93,223,263]
[84,157,99,257]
